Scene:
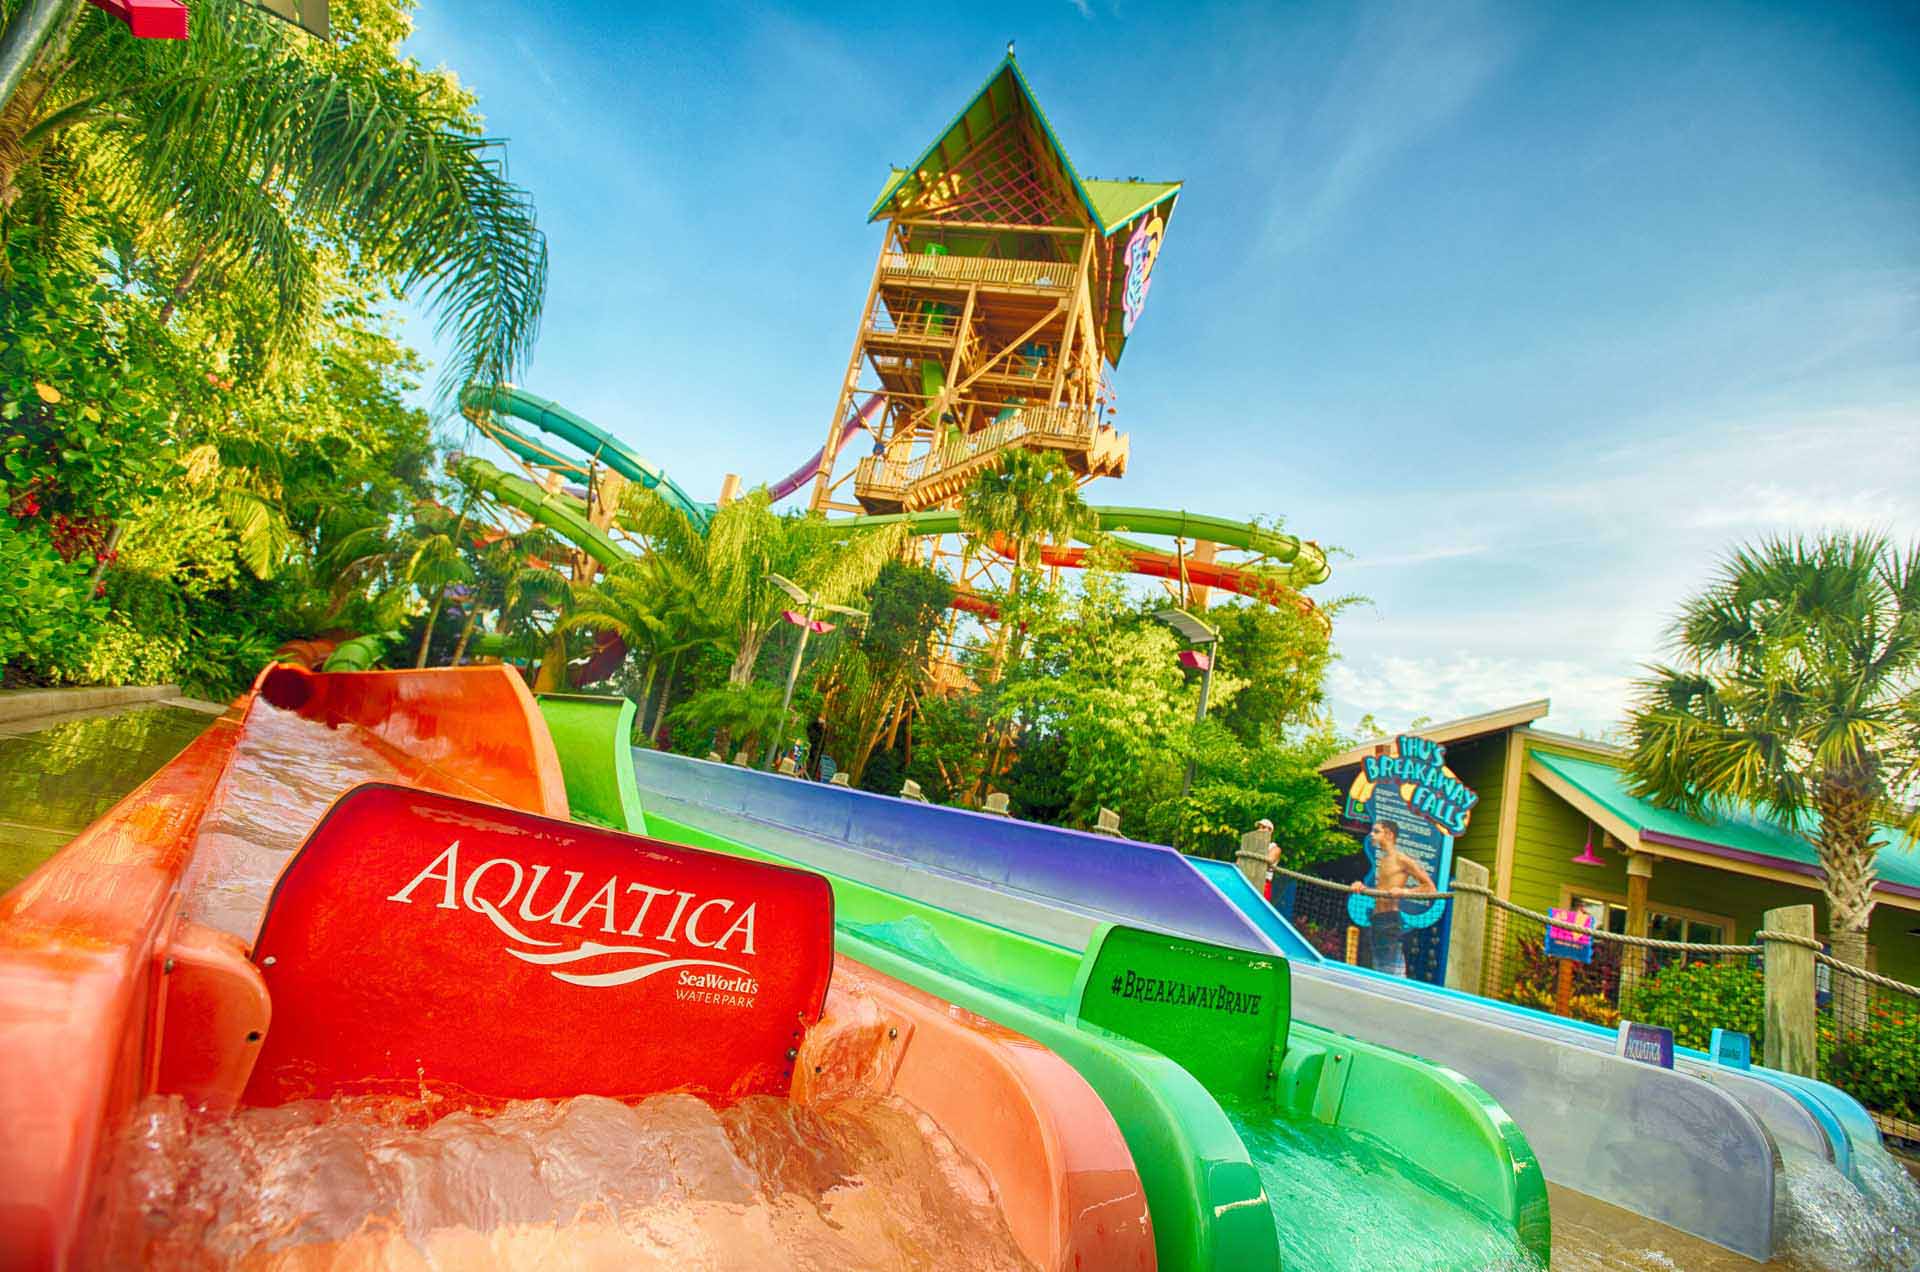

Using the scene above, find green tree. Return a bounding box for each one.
[0,0,546,398]
[626,487,903,688]
[958,449,1094,669]
[816,560,951,783]
[1624,532,1920,1011]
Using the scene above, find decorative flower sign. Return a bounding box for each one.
[1121,213,1165,336]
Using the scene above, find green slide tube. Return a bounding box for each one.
[460,384,717,531]
[538,698,1550,1270]
[451,454,624,569]
[838,506,1332,587]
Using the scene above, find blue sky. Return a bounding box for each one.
[399,0,1920,738]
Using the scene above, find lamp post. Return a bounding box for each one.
[765,573,867,768]
[1155,608,1219,796]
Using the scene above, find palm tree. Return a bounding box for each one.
[959,448,1095,677]
[1625,532,1920,1020]
[558,556,726,740]
[625,486,903,688]
[0,0,545,398]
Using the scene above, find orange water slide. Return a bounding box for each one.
[0,666,1151,1270]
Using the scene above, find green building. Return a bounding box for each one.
[1318,701,1920,987]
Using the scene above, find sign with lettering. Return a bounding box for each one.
[1615,1020,1676,1069]
[1710,1028,1752,1070]
[1343,736,1476,935]
[1545,907,1597,964]
[243,783,834,1107]
[1071,923,1289,1099]
[1345,735,1479,837]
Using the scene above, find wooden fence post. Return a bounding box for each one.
[1235,826,1273,891]
[1446,858,1489,996]
[1761,904,1817,1078]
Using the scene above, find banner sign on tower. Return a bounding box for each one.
[1121,213,1165,336]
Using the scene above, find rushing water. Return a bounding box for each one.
[180,705,404,941]
[88,1088,1036,1270]
[1225,1104,1543,1272]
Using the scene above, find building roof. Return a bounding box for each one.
[1318,699,1552,774]
[1530,749,1920,902]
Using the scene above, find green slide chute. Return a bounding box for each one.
[461,384,717,531]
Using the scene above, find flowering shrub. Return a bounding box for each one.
[1821,1000,1920,1122]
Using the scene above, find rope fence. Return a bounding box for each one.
[1258,853,1919,1146]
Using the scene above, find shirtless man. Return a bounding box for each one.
[1350,819,1436,976]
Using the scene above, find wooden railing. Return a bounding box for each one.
[879,253,1073,291]
[852,403,1107,509]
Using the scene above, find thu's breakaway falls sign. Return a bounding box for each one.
[1344,735,1481,933]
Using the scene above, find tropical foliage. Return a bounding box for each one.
[1624,532,1920,1001]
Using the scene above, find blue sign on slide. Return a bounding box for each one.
[1710,1027,1752,1070]
[1616,1020,1676,1069]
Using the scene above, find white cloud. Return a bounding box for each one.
[1328,653,1634,740]
[1066,0,1094,17]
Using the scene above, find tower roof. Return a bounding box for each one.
[869,54,1182,364]
[868,54,1180,235]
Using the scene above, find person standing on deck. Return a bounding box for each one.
[1349,819,1435,976]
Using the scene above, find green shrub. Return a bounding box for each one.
[79,618,185,686]
[0,520,102,681]
[1625,959,1765,1051]
[1821,1002,1920,1122]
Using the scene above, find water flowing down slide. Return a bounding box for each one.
[1192,859,1920,1264]
[0,667,1153,1270]
[545,726,1555,1272]
[612,747,1800,1262]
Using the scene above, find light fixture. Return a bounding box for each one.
[1571,819,1605,867]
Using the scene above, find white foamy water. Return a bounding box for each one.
[87,1087,1037,1270]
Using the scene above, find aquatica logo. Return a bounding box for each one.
[1121,213,1164,336]
[1348,736,1479,837]
[387,840,762,1004]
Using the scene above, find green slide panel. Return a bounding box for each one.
[535,695,645,830]
[538,699,1549,1270]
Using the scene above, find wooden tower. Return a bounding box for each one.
[807,55,1181,518]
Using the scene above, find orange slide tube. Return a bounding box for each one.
[0,667,1152,1269]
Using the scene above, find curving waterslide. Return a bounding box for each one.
[540,698,1552,1271]
[455,384,1331,615]
[0,668,1156,1269]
